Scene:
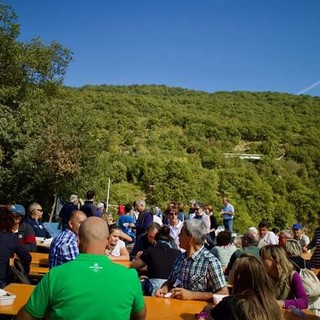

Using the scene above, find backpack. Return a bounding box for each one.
[292,260,320,298]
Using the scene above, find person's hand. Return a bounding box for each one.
[155,287,168,297]
[171,287,193,300]
[136,251,143,259]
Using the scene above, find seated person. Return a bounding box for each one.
[156,219,227,301]
[285,239,311,272]
[260,245,308,309]
[130,223,161,261]
[25,202,51,238]
[10,204,36,252]
[49,210,87,268]
[225,231,260,277]
[106,225,129,260]
[210,231,236,268]
[131,225,181,295]
[258,220,278,248]
[196,256,282,320]
[16,217,146,320]
[0,206,31,288]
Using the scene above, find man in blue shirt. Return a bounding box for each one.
[49,210,87,268]
[221,197,235,232]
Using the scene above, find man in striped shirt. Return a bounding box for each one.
[49,210,87,268]
[156,219,227,300]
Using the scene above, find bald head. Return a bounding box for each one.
[78,217,109,254]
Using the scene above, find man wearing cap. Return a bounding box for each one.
[10,204,37,252]
[59,194,80,230]
[49,210,87,268]
[292,223,310,253]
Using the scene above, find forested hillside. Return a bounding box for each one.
[1,1,320,233]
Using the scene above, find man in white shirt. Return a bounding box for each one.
[258,220,278,248]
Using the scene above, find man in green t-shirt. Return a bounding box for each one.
[17,217,146,320]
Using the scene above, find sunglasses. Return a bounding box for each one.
[37,209,43,212]
[169,212,178,216]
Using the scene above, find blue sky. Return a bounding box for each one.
[7,0,320,96]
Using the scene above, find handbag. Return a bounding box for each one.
[292,260,320,298]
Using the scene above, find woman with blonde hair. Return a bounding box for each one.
[260,245,308,309]
[196,255,282,320]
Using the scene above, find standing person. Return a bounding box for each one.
[166,204,184,250]
[258,220,279,248]
[118,203,136,243]
[135,200,153,238]
[17,217,146,320]
[0,206,31,289]
[193,202,210,233]
[292,223,310,253]
[59,194,79,230]
[80,190,96,217]
[307,211,320,268]
[96,202,106,218]
[188,200,197,220]
[221,197,234,232]
[196,256,282,320]
[10,204,36,252]
[204,204,217,245]
[49,210,87,269]
[156,219,227,301]
[260,245,308,309]
[25,202,51,238]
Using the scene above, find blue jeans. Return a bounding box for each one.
[223,219,233,232]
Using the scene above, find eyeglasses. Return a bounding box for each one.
[194,208,200,211]
[37,209,43,212]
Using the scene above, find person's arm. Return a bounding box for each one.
[282,272,308,309]
[130,257,146,269]
[307,232,316,250]
[119,230,133,243]
[171,288,216,301]
[172,286,228,301]
[110,245,129,261]
[130,305,146,320]
[16,308,36,320]
[155,279,172,297]
[23,224,37,252]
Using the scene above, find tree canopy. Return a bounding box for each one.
[1,1,320,234]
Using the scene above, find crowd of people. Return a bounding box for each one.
[1,193,320,319]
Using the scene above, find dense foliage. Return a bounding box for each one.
[1,1,320,233]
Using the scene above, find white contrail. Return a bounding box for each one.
[297,80,320,95]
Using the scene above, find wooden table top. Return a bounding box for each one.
[2,283,319,319]
[0,283,35,315]
[144,296,206,319]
